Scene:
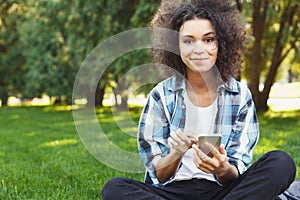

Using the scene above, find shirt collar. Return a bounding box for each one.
[166,74,186,92]
[218,76,239,93]
[166,74,239,94]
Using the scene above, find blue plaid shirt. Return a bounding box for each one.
[137,75,259,186]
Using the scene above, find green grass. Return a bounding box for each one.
[0,106,299,199]
[0,106,143,199]
[253,110,300,172]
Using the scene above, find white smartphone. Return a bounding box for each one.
[198,135,221,158]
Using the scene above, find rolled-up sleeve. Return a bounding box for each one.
[227,88,259,174]
[137,87,171,185]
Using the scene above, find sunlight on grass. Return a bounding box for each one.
[43,105,81,111]
[25,132,36,137]
[41,139,78,147]
[254,139,277,155]
[264,110,300,118]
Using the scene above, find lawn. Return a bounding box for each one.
[0,105,299,199]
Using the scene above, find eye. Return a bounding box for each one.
[204,37,215,43]
[182,39,194,45]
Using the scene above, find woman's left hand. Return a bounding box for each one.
[192,143,238,183]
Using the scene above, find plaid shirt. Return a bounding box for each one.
[138,75,259,186]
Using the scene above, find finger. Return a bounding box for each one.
[192,144,211,162]
[187,135,197,144]
[204,142,219,158]
[198,161,215,173]
[184,130,197,139]
[193,148,202,165]
[194,156,212,173]
[212,144,227,162]
[168,137,178,146]
[171,131,184,144]
[175,129,191,143]
[199,166,212,174]
[192,144,201,154]
[219,144,227,155]
[193,143,220,167]
[192,148,215,172]
[174,130,195,148]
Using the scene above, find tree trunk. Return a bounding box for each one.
[256,0,296,111]
[1,92,8,106]
[235,0,243,12]
[53,96,62,105]
[85,88,94,108]
[249,0,267,107]
[85,84,105,108]
[95,85,105,107]
[112,87,118,106]
[118,95,128,110]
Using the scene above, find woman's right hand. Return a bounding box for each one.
[156,130,197,183]
[168,129,197,154]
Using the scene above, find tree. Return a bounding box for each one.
[243,0,300,111]
[72,0,144,108]
[94,0,160,108]
[0,0,27,105]
[20,0,106,104]
[0,0,161,107]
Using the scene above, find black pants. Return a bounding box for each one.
[102,150,296,200]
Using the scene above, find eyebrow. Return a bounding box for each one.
[181,31,216,38]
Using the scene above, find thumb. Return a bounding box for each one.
[219,144,226,155]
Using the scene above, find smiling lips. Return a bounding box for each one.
[190,57,209,61]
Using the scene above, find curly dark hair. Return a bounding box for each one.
[150,0,247,81]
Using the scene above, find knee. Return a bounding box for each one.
[267,150,295,170]
[265,150,296,179]
[102,177,126,200]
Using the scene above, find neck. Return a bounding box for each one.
[186,70,218,95]
[185,68,219,107]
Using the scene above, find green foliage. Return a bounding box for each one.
[19,0,107,100]
[131,0,160,27]
[0,0,298,108]
[0,0,27,103]
[0,0,138,102]
[242,0,300,82]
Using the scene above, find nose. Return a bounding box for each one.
[193,41,205,53]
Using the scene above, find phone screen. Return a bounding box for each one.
[198,135,221,157]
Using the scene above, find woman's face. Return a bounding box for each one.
[179,18,218,74]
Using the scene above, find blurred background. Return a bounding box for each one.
[0,0,299,112]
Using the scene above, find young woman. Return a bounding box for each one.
[102,0,296,199]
